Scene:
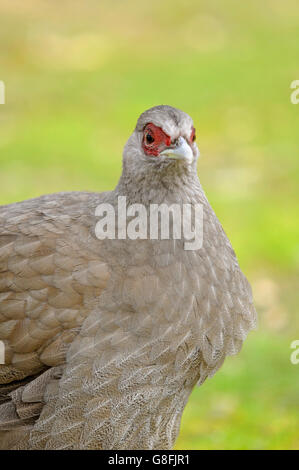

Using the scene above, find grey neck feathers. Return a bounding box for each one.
[115,159,202,206]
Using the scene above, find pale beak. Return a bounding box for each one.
[160,136,193,163]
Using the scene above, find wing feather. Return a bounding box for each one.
[0,192,110,441]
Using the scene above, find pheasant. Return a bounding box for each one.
[0,105,256,449]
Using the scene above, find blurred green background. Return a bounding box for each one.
[0,0,298,449]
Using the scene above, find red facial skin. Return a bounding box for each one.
[142,123,196,156]
[190,126,196,144]
[142,123,171,156]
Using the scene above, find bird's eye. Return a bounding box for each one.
[146,133,155,144]
[142,123,171,156]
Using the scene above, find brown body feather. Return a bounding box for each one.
[0,106,256,449]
